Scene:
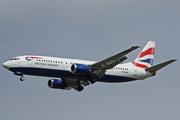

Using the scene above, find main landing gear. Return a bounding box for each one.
[77,80,84,92]
[76,78,97,92]
[77,85,84,92]
[90,79,96,84]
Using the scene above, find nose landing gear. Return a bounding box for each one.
[20,76,25,81]
[14,71,25,81]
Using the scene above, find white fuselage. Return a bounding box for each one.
[3,55,153,83]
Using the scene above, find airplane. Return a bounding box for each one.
[2,41,176,92]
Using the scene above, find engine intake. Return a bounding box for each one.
[71,63,90,75]
[48,79,66,89]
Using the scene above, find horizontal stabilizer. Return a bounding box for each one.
[146,59,177,72]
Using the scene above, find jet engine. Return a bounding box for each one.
[48,79,66,89]
[71,63,90,75]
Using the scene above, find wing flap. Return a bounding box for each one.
[93,69,106,78]
[64,87,73,90]
[62,78,90,91]
[104,56,127,69]
[81,81,90,86]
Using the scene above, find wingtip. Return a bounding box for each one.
[132,46,141,49]
[172,59,177,61]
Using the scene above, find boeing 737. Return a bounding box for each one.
[3,41,176,92]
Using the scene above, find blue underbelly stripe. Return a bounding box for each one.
[9,67,137,83]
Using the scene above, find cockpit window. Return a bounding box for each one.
[10,58,20,60]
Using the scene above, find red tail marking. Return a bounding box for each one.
[138,47,155,58]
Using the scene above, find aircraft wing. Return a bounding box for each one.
[90,46,140,78]
[61,46,140,91]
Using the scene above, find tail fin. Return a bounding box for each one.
[132,41,155,68]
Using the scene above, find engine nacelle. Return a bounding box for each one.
[48,79,66,89]
[71,63,90,75]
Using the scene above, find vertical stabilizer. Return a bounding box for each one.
[132,41,155,68]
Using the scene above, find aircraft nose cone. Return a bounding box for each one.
[3,62,10,69]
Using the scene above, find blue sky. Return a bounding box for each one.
[0,0,180,120]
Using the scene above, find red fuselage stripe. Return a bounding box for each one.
[26,57,42,59]
[132,61,148,68]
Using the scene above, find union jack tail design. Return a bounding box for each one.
[132,41,155,68]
